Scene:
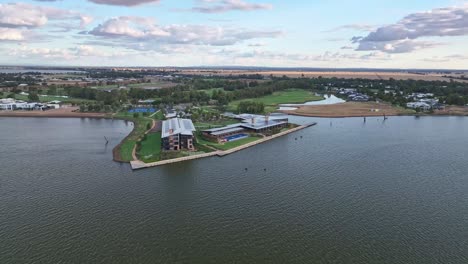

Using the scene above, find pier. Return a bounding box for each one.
[130,122,316,170]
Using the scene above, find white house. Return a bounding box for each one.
[407,102,431,111]
[0,102,15,110]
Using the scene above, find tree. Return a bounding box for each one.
[28,92,39,102]
[237,101,265,114]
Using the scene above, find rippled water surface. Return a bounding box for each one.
[1,116,468,263]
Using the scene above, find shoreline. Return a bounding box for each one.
[130,123,316,170]
[0,108,136,163]
[0,112,110,118]
[0,107,109,119]
[2,106,466,167]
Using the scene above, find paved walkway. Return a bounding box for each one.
[130,122,316,170]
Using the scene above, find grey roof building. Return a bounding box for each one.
[161,118,196,151]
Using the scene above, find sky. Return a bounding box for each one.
[0,0,467,69]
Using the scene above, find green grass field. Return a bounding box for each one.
[201,88,224,96]
[150,110,165,120]
[228,89,322,113]
[113,112,155,162]
[138,132,162,163]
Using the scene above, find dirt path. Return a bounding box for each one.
[131,117,157,162]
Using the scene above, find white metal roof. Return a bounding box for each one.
[161,118,196,138]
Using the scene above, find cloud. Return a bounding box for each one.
[186,0,272,13]
[35,0,161,6]
[356,39,442,53]
[9,44,128,61]
[248,42,266,47]
[0,3,92,30]
[353,5,468,53]
[86,16,282,48]
[326,24,377,33]
[422,54,468,62]
[0,28,25,41]
[87,0,160,6]
[233,50,392,62]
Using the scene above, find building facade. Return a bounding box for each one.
[161,118,196,151]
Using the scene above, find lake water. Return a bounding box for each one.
[279,95,346,110]
[1,116,468,263]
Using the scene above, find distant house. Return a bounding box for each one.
[161,118,196,151]
[0,98,16,110]
[348,93,369,102]
[165,109,177,119]
[407,102,431,111]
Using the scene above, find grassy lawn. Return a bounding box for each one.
[151,110,165,120]
[119,140,137,162]
[196,134,262,151]
[138,132,162,163]
[228,89,323,113]
[201,88,224,96]
[113,112,154,162]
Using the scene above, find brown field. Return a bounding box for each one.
[282,102,415,118]
[0,107,108,118]
[176,70,468,82]
[433,106,468,116]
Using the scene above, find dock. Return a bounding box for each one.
[130,122,316,170]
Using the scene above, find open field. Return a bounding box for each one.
[433,106,468,116]
[228,89,322,112]
[176,70,468,82]
[282,102,415,117]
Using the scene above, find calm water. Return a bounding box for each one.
[1,116,468,263]
[279,95,346,110]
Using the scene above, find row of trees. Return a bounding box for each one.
[237,101,265,114]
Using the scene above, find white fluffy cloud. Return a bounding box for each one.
[87,16,282,47]
[0,28,25,41]
[352,5,468,53]
[0,3,92,29]
[0,3,93,44]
